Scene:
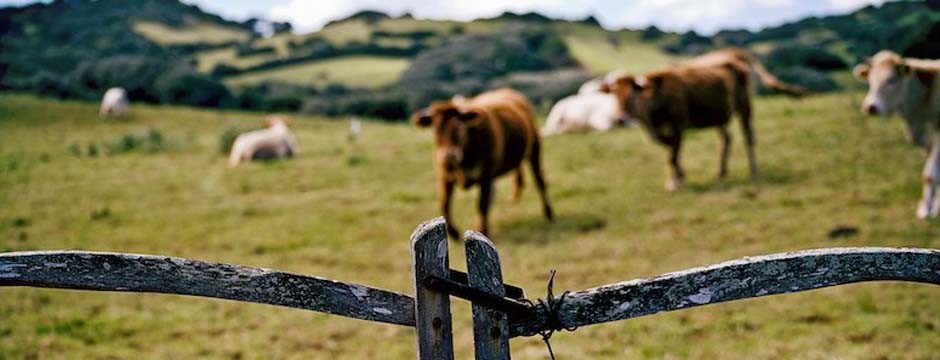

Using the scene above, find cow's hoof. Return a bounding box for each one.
[917,204,931,220]
[665,179,682,192]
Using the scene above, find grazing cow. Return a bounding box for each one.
[228,116,298,167]
[602,49,805,190]
[541,92,628,135]
[854,50,940,218]
[412,88,553,239]
[99,87,129,118]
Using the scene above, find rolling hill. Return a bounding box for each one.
[1,0,938,118]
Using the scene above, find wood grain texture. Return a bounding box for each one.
[0,251,415,326]
[465,231,511,360]
[410,217,454,360]
[509,247,940,337]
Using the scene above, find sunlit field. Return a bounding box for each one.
[223,56,411,89]
[1,92,939,359]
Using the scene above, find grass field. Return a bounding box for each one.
[133,21,250,45]
[2,92,940,359]
[223,56,411,89]
[555,24,678,75]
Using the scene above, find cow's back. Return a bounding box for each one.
[651,66,740,128]
[466,88,537,176]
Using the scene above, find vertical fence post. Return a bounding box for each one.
[411,217,454,360]
[465,231,511,360]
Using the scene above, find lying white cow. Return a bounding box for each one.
[99,87,129,118]
[228,116,298,167]
[542,92,626,135]
[854,50,940,218]
[578,70,627,94]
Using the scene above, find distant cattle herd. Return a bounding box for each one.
[100,47,940,235]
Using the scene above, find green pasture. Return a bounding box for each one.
[1,92,939,359]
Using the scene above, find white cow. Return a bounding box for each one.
[542,92,627,136]
[228,116,298,167]
[854,50,940,218]
[99,87,129,118]
[578,70,627,94]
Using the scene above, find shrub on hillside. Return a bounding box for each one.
[105,128,168,155]
[399,24,576,110]
[303,90,408,120]
[153,65,231,107]
[230,82,317,112]
[641,26,665,41]
[489,69,592,109]
[236,44,277,57]
[662,31,712,55]
[765,44,847,71]
[770,66,840,93]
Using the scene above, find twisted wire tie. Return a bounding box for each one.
[522,270,578,360]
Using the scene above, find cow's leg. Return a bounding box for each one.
[529,141,554,221]
[440,180,460,239]
[717,125,731,180]
[738,102,759,180]
[666,136,684,191]
[513,168,524,203]
[476,181,494,235]
[918,137,940,219]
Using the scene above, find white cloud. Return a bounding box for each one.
[267,0,890,35]
[0,0,888,35]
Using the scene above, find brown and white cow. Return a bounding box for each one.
[412,88,553,239]
[602,49,805,190]
[854,50,940,218]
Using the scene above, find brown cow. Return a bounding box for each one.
[602,49,804,190]
[412,88,553,239]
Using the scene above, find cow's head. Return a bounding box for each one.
[412,100,482,171]
[854,50,912,117]
[601,74,656,130]
[264,115,290,130]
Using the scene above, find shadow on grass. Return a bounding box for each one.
[685,165,806,193]
[494,211,607,244]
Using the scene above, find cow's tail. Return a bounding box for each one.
[745,54,807,98]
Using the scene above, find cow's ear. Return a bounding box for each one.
[896,63,912,77]
[853,63,870,81]
[411,109,434,128]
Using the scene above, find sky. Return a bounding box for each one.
[1,0,890,35]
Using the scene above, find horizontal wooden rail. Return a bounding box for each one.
[0,251,416,327]
[509,247,940,337]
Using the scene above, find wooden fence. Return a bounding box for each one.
[2,216,940,359]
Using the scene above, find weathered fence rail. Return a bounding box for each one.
[0,251,415,326]
[2,217,939,359]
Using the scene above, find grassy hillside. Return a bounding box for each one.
[223,56,411,89]
[555,24,676,74]
[2,93,939,358]
[195,46,278,73]
[196,17,675,89]
[133,20,251,45]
